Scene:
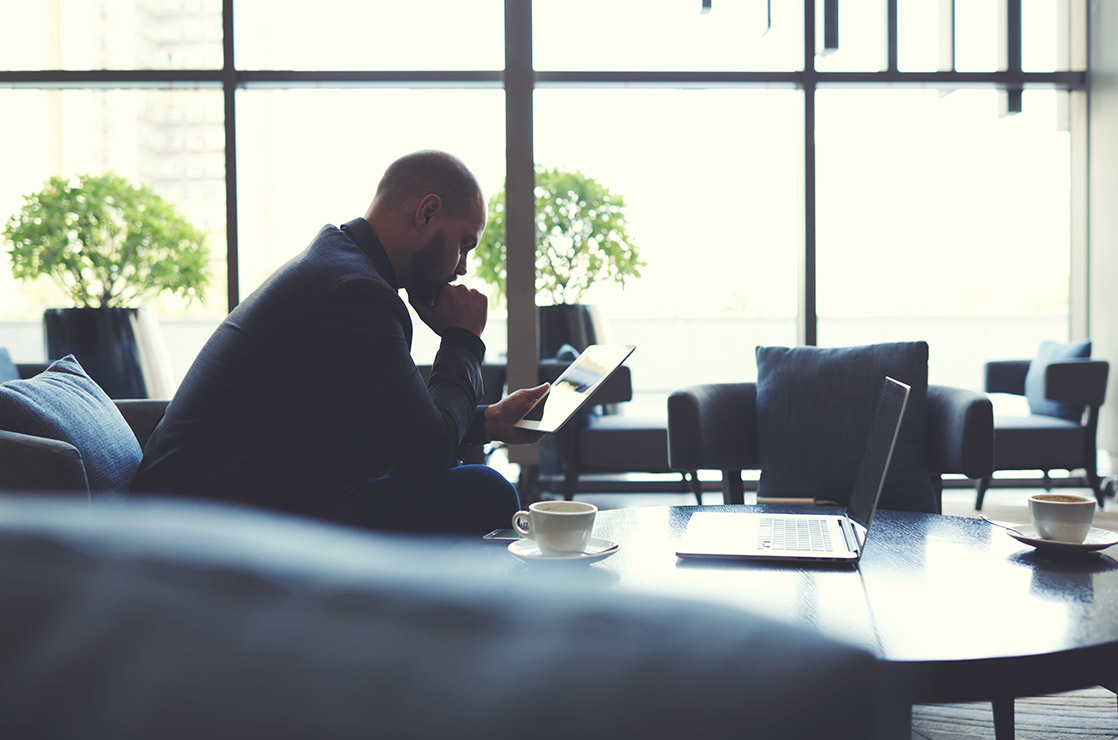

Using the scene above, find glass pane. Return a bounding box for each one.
[533,89,802,411]
[235,0,503,71]
[955,0,998,72]
[0,88,227,384]
[236,89,506,363]
[0,0,223,71]
[533,0,802,72]
[897,0,945,72]
[815,90,1070,389]
[1023,0,1058,72]
[813,0,887,73]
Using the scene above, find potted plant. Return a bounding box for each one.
[4,172,210,398]
[473,165,644,358]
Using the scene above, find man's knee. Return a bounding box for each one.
[456,465,520,513]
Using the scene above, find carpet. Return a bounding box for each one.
[912,686,1118,739]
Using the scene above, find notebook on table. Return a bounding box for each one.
[675,376,910,564]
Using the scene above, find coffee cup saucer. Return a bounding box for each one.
[1003,524,1118,553]
[508,537,619,563]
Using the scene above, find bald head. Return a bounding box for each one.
[364,150,487,292]
[367,150,483,219]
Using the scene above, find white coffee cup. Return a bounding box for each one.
[512,500,597,555]
[1027,493,1097,543]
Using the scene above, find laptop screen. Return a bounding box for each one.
[846,377,910,531]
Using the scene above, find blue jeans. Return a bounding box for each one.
[323,465,520,535]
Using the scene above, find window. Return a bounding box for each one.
[0,88,227,379]
[234,0,503,70]
[534,0,802,72]
[534,88,802,409]
[235,88,506,363]
[0,1,223,70]
[815,89,1072,387]
[0,1,1088,401]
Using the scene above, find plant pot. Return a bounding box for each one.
[43,307,173,399]
[538,304,606,359]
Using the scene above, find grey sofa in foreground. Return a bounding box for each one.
[0,495,880,740]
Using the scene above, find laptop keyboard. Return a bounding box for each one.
[759,517,834,553]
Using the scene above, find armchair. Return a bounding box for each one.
[535,359,686,502]
[668,383,993,513]
[974,352,1110,510]
[667,342,995,514]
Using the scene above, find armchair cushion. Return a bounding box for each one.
[1025,339,1091,421]
[755,341,935,513]
[0,355,140,500]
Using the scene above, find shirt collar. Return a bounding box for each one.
[341,217,399,289]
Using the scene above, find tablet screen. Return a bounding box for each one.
[513,344,636,433]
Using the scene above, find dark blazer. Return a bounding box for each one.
[132,218,488,514]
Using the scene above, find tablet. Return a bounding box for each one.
[513,344,636,433]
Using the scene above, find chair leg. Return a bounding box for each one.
[686,472,703,505]
[562,467,578,501]
[518,465,541,506]
[721,471,745,505]
[1042,470,1052,492]
[992,697,1015,740]
[975,477,991,511]
[1085,465,1105,505]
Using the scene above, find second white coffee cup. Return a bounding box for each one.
[1028,493,1096,543]
[512,500,597,555]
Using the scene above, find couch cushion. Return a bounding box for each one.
[755,341,936,513]
[0,355,140,500]
[0,495,877,740]
[1025,339,1091,421]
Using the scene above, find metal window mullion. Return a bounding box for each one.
[223,0,239,312]
[939,0,956,72]
[803,0,817,347]
[887,0,899,73]
[1000,0,1024,113]
[503,0,538,467]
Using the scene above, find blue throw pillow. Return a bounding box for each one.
[1024,339,1091,421]
[755,341,936,513]
[0,355,140,500]
[0,349,19,383]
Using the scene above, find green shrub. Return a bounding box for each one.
[473,166,644,306]
[4,172,210,308]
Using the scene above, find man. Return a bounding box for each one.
[132,150,547,534]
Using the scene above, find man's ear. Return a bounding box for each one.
[414,194,442,232]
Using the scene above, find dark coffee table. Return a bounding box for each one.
[470,504,1118,738]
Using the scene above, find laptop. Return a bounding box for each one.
[513,344,636,433]
[675,376,910,564]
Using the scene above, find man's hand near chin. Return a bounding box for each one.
[485,383,550,445]
[408,283,488,338]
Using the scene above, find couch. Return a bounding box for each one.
[0,356,884,738]
[0,494,881,739]
[0,355,167,499]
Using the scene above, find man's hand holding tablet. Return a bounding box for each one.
[513,345,637,433]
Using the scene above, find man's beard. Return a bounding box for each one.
[411,229,454,297]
